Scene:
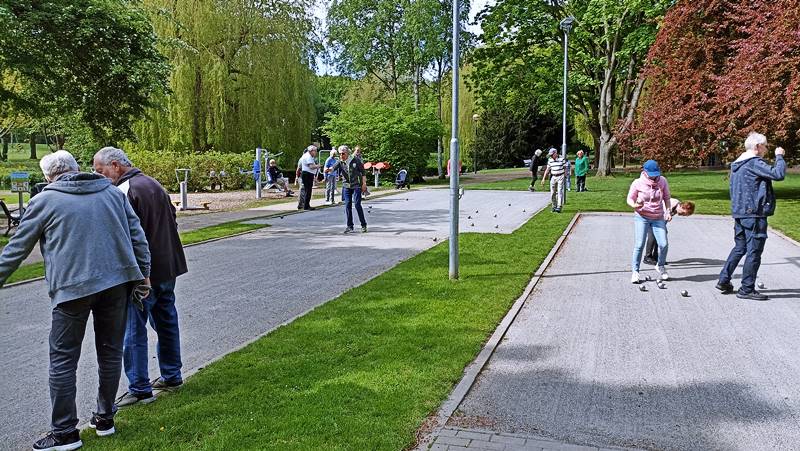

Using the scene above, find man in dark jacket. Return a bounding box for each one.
[327,145,368,233]
[93,147,188,406]
[0,150,150,450]
[529,148,543,192]
[717,132,786,300]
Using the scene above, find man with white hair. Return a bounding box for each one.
[717,132,786,300]
[93,147,188,407]
[541,148,566,213]
[297,145,320,210]
[528,148,543,192]
[0,150,150,450]
[327,146,368,233]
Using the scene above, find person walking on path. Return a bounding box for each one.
[297,145,320,210]
[541,148,566,213]
[717,132,786,300]
[0,150,151,450]
[565,157,572,192]
[324,149,339,205]
[528,148,543,192]
[93,147,188,408]
[642,199,695,265]
[574,150,589,192]
[627,160,671,284]
[328,146,368,233]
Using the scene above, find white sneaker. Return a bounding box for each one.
[656,266,669,281]
[631,271,641,284]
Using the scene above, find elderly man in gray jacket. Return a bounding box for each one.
[0,150,151,451]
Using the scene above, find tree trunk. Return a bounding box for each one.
[596,132,614,176]
[1,135,9,161]
[29,133,37,160]
[191,68,204,153]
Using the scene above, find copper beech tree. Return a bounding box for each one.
[625,0,800,166]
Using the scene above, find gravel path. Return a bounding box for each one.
[454,213,800,451]
[0,189,549,449]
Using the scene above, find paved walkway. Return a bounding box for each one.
[0,189,550,449]
[428,214,800,451]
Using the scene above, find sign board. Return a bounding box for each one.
[10,172,30,193]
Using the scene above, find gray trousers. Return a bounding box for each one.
[325,176,336,202]
[50,283,128,434]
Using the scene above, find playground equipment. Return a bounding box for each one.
[174,169,208,211]
[364,161,391,188]
[240,147,283,199]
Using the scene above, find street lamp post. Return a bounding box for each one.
[472,113,479,174]
[559,16,575,207]
[449,0,461,280]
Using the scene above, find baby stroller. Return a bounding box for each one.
[395,169,410,189]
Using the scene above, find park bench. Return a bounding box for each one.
[0,200,23,236]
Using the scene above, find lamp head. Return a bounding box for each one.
[560,16,576,34]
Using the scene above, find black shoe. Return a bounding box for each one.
[152,377,183,394]
[555,208,562,213]
[343,227,354,234]
[33,430,82,450]
[736,290,769,301]
[715,281,734,294]
[89,413,115,437]
[642,257,658,266]
[361,226,367,233]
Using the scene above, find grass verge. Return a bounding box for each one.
[3,221,270,285]
[83,207,573,450]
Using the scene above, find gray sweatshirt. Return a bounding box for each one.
[0,172,150,306]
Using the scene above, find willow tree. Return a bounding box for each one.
[134,0,317,159]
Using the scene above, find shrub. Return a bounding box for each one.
[126,150,255,192]
[323,103,442,181]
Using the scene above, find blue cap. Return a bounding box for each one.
[642,160,661,177]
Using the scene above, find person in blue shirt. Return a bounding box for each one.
[324,149,339,205]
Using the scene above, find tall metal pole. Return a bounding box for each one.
[449,0,460,280]
[559,16,574,207]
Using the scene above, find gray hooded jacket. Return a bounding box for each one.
[0,172,150,306]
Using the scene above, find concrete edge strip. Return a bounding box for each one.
[2,191,407,289]
[423,211,583,446]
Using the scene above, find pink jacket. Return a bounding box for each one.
[628,172,671,220]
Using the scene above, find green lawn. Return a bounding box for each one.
[469,170,800,241]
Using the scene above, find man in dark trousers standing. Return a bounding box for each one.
[297,145,321,210]
[93,147,188,406]
[716,132,786,300]
[328,145,368,233]
[529,148,543,191]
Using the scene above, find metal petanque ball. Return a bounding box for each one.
[639,285,647,292]
[757,282,765,289]
[645,275,652,281]
[471,223,475,226]
[681,290,689,297]
[658,282,666,289]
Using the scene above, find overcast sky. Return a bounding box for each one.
[313,0,496,74]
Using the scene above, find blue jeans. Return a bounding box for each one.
[343,186,366,229]
[719,217,768,293]
[632,214,668,271]
[123,279,182,394]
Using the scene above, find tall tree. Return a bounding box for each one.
[628,0,800,165]
[133,0,317,160]
[0,0,169,141]
[327,0,470,176]
[471,0,671,175]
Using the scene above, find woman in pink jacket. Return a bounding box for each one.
[627,160,671,284]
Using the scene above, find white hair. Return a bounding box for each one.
[338,145,350,154]
[534,149,542,157]
[744,132,766,152]
[94,146,133,167]
[40,150,80,181]
[307,145,318,152]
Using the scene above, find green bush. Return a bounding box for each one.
[126,151,256,192]
[323,103,442,181]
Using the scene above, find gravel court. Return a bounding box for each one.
[0,189,548,449]
[454,213,800,451]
